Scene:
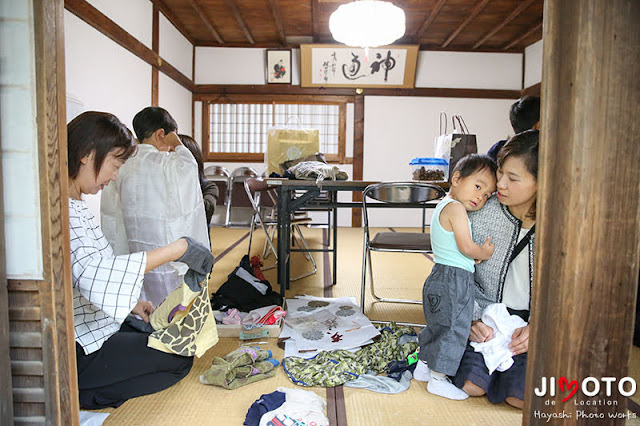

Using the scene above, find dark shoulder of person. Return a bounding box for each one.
[487,139,508,162]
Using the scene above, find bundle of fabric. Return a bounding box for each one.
[147,237,218,357]
[210,255,283,312]
[245,387,329,426]
[200,346,279,389]
[282,324,417,387]
[286,161,348,183]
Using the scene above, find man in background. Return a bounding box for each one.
[488,96,540,162]
[101,107,210,308]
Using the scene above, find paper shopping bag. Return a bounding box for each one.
[266,117,319,175]
[434,113,478,181]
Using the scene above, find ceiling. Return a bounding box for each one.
[153,0,543,52]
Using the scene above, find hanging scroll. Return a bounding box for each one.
[300,44,419,89]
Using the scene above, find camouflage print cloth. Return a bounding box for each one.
[282,324,418,387]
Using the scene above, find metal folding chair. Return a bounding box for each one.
[227,166,259,227]
[360,182,446,318]
[204,165,231,227]
[244,177,317,281]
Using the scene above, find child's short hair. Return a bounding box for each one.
[132,106,178,142]
[453,153,497,180]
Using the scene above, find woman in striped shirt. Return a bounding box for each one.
[68,111,193,409]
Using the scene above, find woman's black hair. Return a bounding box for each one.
[453,153,498,179]
[179,134,205,183]
[497,129,539,218]
[132,106,178,142]
[67,111,136,179]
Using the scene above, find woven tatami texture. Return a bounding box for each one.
[85,226,640,425]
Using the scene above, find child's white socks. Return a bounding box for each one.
[427,370,469,400]
[413,360,431,382]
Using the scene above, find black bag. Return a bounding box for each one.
[210,255,283,312]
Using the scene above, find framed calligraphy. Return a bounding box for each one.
[300,44,419,88]
[266,49,292,84]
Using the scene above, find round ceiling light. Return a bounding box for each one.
[329,1,406,49]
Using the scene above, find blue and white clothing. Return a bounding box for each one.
[70,198,147,355]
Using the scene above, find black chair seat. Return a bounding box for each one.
[370,232,432,251]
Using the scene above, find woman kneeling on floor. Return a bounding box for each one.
[68,111,203,409]
[454,130,540,409]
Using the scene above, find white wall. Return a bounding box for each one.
[87,0,152,49]
[159,12,192,78]
[525,39,543,88]
[0,1,43,278]
[363,96,516,226]
[158,72,192,135]
[65,10,151,129]
[195,47,301,85]
[415,51,522,90]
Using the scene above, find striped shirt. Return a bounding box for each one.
[69,198,147,355]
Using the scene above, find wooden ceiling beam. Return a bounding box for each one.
[267,0,287,46]
[441,0,492,48]
[189,0,224,44]
[502,21,542,50]
[415,0,447,41]
[225,0,255,44]
[64,0,194,90]
[150,0,195,45]
[473,0,536,49]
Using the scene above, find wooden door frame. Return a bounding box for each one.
[33,0,78,423]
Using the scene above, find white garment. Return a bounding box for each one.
[69,199,147,355]
[101,144,209,308]
[259,387,329,426]
[501,227,531,310]
[470,303,527,374]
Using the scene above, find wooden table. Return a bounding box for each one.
[268,179,448,296]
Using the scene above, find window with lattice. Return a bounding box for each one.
[203,98,346,163]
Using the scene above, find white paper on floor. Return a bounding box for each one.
[284,296,379,352]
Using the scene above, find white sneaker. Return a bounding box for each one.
[427,376,469,400]
[413,360,431,382]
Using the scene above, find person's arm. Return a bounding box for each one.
[446,202,494,261]
[201,181,219,225]
[145,238,188,272]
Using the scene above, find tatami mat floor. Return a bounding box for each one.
[90,226,640,425]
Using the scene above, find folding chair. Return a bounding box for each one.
[360,182,446,317]
[228,166,259,227]
[204,165,231,227]
[244,177,317,281]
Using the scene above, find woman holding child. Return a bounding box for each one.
[453,129,540,408]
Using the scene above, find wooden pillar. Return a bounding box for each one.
[525,0,640,423]
[32,0,79,424]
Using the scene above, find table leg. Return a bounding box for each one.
[332,192,338,285]
[277,187,292,296]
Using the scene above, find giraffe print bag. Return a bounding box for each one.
[147,274,219,357]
